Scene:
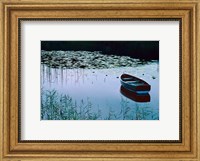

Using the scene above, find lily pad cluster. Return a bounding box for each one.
[41,50,144,69]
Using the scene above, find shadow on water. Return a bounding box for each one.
[120,86,150,103]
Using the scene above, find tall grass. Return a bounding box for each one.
[41,89,158,120]
[105,97,159,120]
[41,89,101,120]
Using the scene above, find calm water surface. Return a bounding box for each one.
[41,61,159,120]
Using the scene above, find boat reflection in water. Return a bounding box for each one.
[120,86,150,102]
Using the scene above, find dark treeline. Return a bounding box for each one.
[41,41,159,60]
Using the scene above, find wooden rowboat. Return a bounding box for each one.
[120,74,151,94]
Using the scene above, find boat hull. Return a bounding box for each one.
[120,74,151,94]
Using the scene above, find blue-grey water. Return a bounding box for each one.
[41,61,159,120]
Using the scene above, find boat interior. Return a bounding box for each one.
[128,82,145,85]
[122,78,145,85]
[122,77,135,81]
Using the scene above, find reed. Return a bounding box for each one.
[41,89,101,120]
[41,89,158,120]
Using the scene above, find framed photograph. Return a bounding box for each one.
[0,0,199,160]
[40,40,159,121]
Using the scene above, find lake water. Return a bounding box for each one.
[41,61,159,120]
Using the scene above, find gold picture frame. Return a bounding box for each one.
[0,0,199,160]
